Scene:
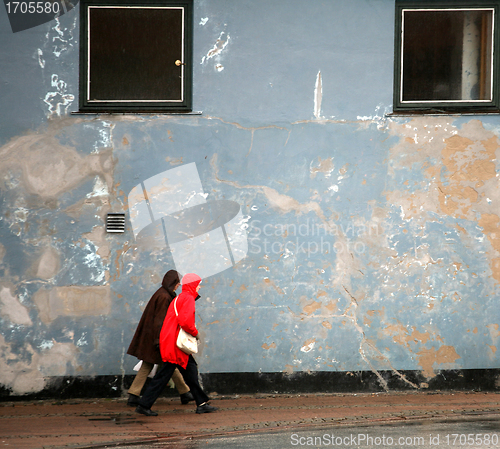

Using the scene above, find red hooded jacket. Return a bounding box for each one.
[159,273,201,368]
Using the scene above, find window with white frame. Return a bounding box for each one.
[394,1,500,113]
[79,0,193,113]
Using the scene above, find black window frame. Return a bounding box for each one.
[393,0,500,114]
[79,0,193,113]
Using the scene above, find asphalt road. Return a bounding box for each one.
[115,417,500,448]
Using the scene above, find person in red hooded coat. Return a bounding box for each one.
[136,273,218,415]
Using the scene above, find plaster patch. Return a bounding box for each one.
[35,246,61,279]
[416,345,461,378]
[479,214,500,282]
[0,335,77,395]
[302,300,321,315]
[388,118,500,283]
[0,132,115,199]
[0,286,32,326]
[324,299,339,313]
[261,186,326,220]
[33,285,111,323]
[38,342,78,377]
[310,157,334,179]
[263,278,284,295]
[384,324,431,348]
[331,233,365,291]
[389,120,499,219]
[82,226,111,265]
[486,324,500,344]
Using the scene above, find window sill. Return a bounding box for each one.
[387,110,500,117]
[71,111,203,116]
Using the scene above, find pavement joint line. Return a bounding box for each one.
[2,400,500,418]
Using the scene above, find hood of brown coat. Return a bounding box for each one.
[162,270,180,297]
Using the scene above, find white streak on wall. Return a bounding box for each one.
[87,176,109,198]
[200,17,209,25]
[39,15,76,116]
[357,104,390,130]
[77,333,89,347]
[81,243,106,283]
[93,121,114,153]
[38,340,54,350]
[37,49,45,68]
[201,32,230,65]
[301,341,315,353]
[43,74,74,116]
[51,17,76,58]
[314,71,323,119]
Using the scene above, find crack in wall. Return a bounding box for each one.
[342,286,419,391]
[203,115,292,156]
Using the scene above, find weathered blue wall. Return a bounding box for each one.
[1,0,500,397]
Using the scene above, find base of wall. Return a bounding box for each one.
[1,369,499,401]
[200,369,500,394]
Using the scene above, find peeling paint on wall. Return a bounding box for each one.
[2,1,500,397]
[201,31,230,71]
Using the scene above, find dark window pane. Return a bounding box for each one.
[401,9,493,102]
[88,7,183,102]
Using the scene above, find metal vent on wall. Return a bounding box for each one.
[106,213,126,233]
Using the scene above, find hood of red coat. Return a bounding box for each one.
[181,273,202,296]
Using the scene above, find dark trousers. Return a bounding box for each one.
[139,355,209,409]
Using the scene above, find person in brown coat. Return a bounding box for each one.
[126,269,194,406]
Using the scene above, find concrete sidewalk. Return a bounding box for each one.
[1,391,499,449]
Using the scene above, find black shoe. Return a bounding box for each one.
[135,405,158,416]
[180,392,195,404]
[196,403,218,414]
[127,394,140,407]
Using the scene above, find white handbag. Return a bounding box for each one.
[173,298,198,355]
[133,360,158,378]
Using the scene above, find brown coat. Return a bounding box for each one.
[127,270,180,364]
